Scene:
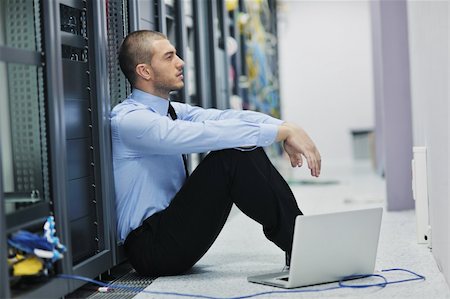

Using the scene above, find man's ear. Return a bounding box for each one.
[135,64,152,81]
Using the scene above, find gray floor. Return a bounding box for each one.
[130,159,450,299]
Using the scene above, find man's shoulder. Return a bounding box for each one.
[111,99,149,119]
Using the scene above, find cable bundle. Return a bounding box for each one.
[7,216,66,277]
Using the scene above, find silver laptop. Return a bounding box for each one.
[248,207,383,288]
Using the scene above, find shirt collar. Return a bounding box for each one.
[130,88,169,116]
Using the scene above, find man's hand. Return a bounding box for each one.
[276,122,321,177]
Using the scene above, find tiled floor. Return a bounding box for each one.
[130,158,450,299]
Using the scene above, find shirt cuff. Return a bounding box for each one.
[257,123,279,147]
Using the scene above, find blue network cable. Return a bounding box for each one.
[57,268,425,299]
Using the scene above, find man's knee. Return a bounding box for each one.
[197,147,269,177]
[208,147,265,159]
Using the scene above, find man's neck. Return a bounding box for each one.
[134,84,169,100]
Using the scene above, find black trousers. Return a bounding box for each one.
[123,148,302,276]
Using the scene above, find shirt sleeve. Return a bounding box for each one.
[117,109,279,155]
[171,102,284,126]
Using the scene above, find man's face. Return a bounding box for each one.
[149,39,185,93]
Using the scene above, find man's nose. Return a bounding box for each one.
[176,56,185,68]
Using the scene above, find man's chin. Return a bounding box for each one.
[172,82,184,90]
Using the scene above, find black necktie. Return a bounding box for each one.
[168,102,189,178]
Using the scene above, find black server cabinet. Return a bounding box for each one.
[191,0,231,110]
[60,0,101,266]
[0,160,9,299]
[207,0,231,110]
[1,1,52,234]
[107,0,130,108]
[106,0,130,265]
[0,0,69,297]
[0,0,115,297]
[57,0,114,290]
[183,0,199,107]
[193,0,215,109]
[129,0,156,31]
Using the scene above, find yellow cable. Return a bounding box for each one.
[12,256,44,276]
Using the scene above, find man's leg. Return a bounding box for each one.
[125,148,302,276]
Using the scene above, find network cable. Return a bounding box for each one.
[57,268,425,299]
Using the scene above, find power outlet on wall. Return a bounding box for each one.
[412,146,431,246]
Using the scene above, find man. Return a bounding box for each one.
[111,30,321,276]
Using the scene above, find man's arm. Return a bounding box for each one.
[172,102,282,126]
[116,109,279,155]
[117,103,321,176]
[173,102,321,177]
[276,122,321,177]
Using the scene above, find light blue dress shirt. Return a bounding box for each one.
[111,88,283,242]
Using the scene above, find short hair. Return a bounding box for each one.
[118,30,167,86]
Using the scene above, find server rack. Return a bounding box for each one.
[182,0,203,168]
[0,155,9,299]
[207,0,231,110]
[1,1,51,238]
[0,0,69,297]
[183,0,199,107]
[192,0,214,109]
[107,0,130,108]
[58,0,113,289]
[1,0,114,297]
[237,0,281,118]
[128,0,156,31]
[106,0,130,266]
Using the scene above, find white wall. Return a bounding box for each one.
[277,0,374,163]
[407,0,449,285]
